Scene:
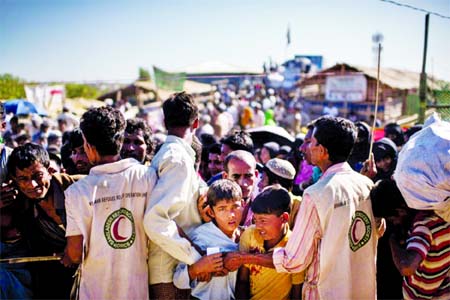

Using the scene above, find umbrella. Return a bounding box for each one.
[3,99,48,116]
[246,125,295,148]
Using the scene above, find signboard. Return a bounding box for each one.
[325,75,367,102]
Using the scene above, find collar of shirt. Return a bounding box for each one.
[321,162,352,178]
[165,135,196,162]
[89,158,140,175]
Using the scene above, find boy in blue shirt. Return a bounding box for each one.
[173,179,244,300]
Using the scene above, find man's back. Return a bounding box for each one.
[65,158,156,300]
[146,135,202,285]
[305,162,377,299]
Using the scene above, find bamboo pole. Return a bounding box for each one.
[368,43,382,158]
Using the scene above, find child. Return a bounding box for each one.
[173,179,244,300]
[235,185,304,300]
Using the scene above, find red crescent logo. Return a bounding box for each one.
[352,219,362,242]
[112,216,127,241]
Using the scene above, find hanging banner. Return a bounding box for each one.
[25,84,65,110]
[153,66,186,91]
[325,75,367,102]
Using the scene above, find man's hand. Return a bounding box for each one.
[223,252,244,272]
[61,250,76,268]
[361,153,377,179]
[0,181,18,208]
[197,194,212,223]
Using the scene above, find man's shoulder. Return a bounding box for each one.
[52,173,84,191]
[315,168,372,189]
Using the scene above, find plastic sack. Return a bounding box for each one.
[393,113,450,221]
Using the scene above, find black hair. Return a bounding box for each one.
[313,116,357,163]
[69,128,84,149]
[384,123,405,147]
[162,92,199,129]
[0,101,5,121]
[80,106,125,156]
[348,121,371,168]
[7,143,50,176]
[370,179,407,218]
[220,130,254,154]
[207,179,242,207]
[208,143,221,155]
[200,133,217,147]
[251,185,291,216]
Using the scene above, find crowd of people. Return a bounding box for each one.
[0,89,449,300]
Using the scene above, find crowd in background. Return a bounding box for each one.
[0,86,449,300]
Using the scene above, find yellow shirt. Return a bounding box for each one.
[239,226,305,300]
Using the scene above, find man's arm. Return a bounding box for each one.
[62,235,83,266]
[273,195,321,273]
[389,234,424,276]
[235,266,250,300]
[144,153,201,265]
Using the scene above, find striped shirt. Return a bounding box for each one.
[403,213,450,300]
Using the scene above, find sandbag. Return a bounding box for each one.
[393,113,450,221]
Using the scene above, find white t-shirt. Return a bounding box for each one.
[65,158,156,300]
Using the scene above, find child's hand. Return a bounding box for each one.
[213,268,229,277]
[196,272,212,282]
[191,253,223,276]
[223,252,244,271]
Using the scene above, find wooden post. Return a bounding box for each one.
[418,14,429,123]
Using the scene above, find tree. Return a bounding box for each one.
[138,67,151,81]
[66,83,100,99]
[0,74,26,99]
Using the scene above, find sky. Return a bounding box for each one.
[1,0,449,83]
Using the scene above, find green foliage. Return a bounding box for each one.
[66,83,100,99]
[138,67,151,81]
[0,74,26,99]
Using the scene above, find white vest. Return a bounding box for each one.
[304,163,377,300]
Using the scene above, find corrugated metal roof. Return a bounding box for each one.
[312,63,444,90]
[353,65,441,90]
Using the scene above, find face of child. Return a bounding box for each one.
[210,199,243,238]
[375,156,393,173]
[254,213,287,248]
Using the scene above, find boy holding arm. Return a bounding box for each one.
[174,179,244,300]
[235,185,304,300]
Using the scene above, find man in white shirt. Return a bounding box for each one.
[63,106,157,300]
[224,116,379,300]
[144,92,203,300]
[272,116,378,299]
